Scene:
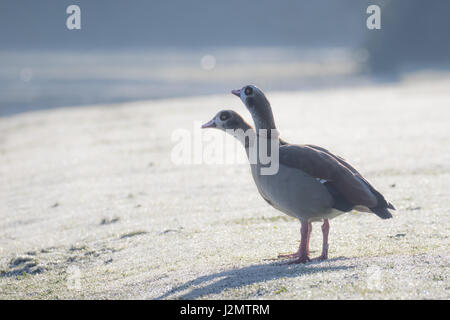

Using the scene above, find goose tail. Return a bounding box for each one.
[371,206,393,219]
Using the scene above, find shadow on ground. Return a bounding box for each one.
[156,257,354,299]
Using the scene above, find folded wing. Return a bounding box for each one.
[279,144,394,216]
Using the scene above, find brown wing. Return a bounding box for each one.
[305,144,357,173]
[306,144,394,210]
[279,144,378,208]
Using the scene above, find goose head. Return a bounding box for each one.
[231,85,276,130]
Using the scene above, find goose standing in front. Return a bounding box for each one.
[214,85,395,264]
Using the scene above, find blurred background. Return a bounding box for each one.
[1,0,450,116]
[1,1,449,299]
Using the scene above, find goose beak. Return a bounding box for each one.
[201,118,216,129]
[231,89,241,97]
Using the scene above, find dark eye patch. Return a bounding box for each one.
[244,86,253,95]
[220,112,230,121]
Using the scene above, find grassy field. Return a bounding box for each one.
[0,74,449,299]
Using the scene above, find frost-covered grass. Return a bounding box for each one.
[0,74,449,299]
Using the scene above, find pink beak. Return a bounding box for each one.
[231,89,241,97]
[201,118,216,129]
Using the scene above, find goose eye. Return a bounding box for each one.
[220,113,229,121]
[244,86,253,95]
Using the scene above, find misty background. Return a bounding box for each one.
[1,0,449,116]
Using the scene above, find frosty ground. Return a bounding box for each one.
[0,74,449,299]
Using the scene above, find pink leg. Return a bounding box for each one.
[286,221,311,264]
[315,219,329,261]
[278,222,312,259]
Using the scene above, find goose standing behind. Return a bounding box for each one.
[219,85,395,263]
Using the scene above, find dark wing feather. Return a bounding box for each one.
[306,144,395,210]
[279,144,379,208]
